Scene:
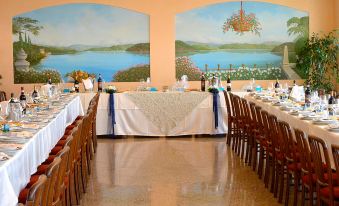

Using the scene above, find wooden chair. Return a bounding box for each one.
[279,121,300,206]
[18,175,47,206]
[294,129,315,206]
[223,91,236,146]
[249,102,260,171]
[308,135,337,206]
[19,157,61,206]
[266,114,279,194]
[240,98,253,163]
[258,110,271,185]
[252,106,264,174]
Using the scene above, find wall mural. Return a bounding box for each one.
[175,1,309,80]
[13,3,150,83]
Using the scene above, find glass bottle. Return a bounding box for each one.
[328,91,335,116]
[47,75,52,85]
[226,74,231,92]
[305,83,311,107]
[19,87,27,114]
[98,74,103,92]
[32,85,38,99]
[274,79,280,93]
[200,73,206,92]
[74,80,80,93]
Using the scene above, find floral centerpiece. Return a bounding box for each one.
[223,1,261,36]
[65,70,96,83]
[105,85,117,94]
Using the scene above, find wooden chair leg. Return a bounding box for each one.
[278,165,285,203]
[285,173,291,206]
[264,154,270,188]
[293,173,300,206]
[270,158,275,193]
[258,147,264,179]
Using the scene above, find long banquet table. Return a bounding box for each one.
[0,95,83,206]
[245,94,339,167]
[80,91,246,136]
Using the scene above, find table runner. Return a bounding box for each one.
[125,92,210,135]
[0,95,83,206]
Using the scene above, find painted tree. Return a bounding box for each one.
[12,17,43,37]
[287,16,309,40]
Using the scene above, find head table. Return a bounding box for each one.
[79,91,246,136]
[0,94,83,206]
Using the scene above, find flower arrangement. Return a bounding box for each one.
[65,70,96,83]
[176,56,202,81]
[223,1,261,36]
[208,87,219,94]
[105,85,117,94]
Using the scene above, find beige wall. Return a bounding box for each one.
[0,0,337,95]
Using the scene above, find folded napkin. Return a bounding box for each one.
[290,85,304,101]
[0,152,10,161]
[83,78,93,90]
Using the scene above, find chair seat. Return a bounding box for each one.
[287,163,302,171]
[18,188,29,204]
[302,173,337,185]
[50,146,63,155]
[320,186,339,200]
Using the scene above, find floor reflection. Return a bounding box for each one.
[81,138,281,206]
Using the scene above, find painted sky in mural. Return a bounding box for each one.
[175,1,309,80]
[13,4,150,83]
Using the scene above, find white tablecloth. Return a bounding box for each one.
[245,95,339,167]
[0,95,83,206]
[80,92,246,136]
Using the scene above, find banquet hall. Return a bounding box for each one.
[0,0,338,205]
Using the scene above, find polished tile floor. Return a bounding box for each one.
[81,138,281,206]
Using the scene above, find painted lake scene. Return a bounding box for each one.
[175,1,309,80]
[12,4,150,83]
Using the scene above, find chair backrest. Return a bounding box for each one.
[232,95,242,121]
[53,146,70,204]
[331,144,339,186]
[277,121,296,162]
[223,91,233,117]
[43,157,61,206]
[241,98,251,124]
[249,102,257,124]
[260,110,270,140]
[294,129,313,176]
[229,92,236,118]
[26,175,47,206]
[254,106,263,129]
[267,114,279,154]
[308,135,333,188]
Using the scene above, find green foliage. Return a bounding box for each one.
[126,43,150,53]
[12,16,43,36]
[14,69,62,84]
[287,16,309,40]
[175,56,202,81]
[86,44,132,52]
[205,67,285,80]
[219,43,275,50]
[175,40,196,52]
[271,42,295,53]
[296,31,338,91]
[113,64,150,82]
[13,42,77,66]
